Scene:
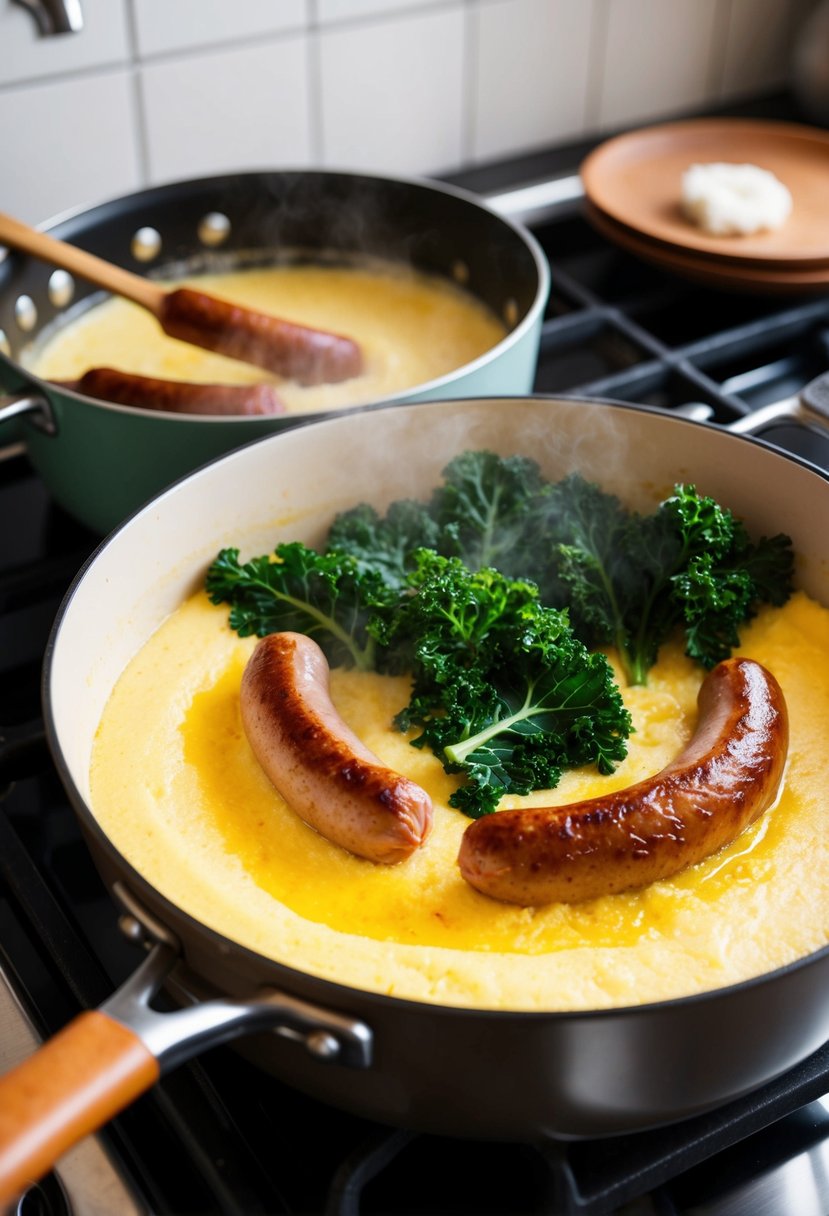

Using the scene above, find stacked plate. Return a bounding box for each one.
[580,118,829,294]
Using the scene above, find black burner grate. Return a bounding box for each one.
[529,209,829,440]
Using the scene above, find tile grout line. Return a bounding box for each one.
[584,0,609,133]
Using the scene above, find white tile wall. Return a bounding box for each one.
[471,0,595,163]
[140,34,313,183]
[719,0,805,100]
[596,0,721,129]
[0,70,140,221]
[318,5,465,175]
[316,0,437,22]
[131,0,307,58]
[0,0,816,224]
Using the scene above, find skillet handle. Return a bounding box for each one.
[0,909,373,1207]
[0,1010,159,1208]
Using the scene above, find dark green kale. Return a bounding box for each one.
[327,450,548,587]
[205,541,395,671]
[380,552,632,817]
[543,477,794,685]
[326,453,794,688]
[326,499,441,590]
[429,449,549,576]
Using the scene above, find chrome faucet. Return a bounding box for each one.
[11,0,84,36]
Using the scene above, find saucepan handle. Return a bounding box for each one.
[0,390,57,440]
[0,886,373,1208]
[726,371,829,437]
[0,353,58,440]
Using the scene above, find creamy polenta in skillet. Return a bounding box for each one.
[30,262,507,414]
[89,465,829,1013]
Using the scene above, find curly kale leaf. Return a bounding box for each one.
[383,555,632,817]
[326,450,549,585]
[539,474,679,647]
[443,649,631,818]
[374,549,545,678]
[324,455,795,686]
[543,477,794,685]
[326,500,441,591]
[662,486,795,670]
[205,542,395,670]
[429,450,549,575]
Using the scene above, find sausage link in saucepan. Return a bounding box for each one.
[63,367,286,416]
[161,288,363,385]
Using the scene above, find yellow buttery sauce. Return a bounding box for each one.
[89,589,829,1011]
[29,263,507,414]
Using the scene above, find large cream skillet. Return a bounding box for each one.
[2,393,829,1205]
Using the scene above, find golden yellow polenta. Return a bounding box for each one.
[89,589,829,1011]
[29,263,506,415]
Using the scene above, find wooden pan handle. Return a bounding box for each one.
[0,211,165,317]
[0,1010,159,1208]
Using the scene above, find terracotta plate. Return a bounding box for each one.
[584,200,829,297]
[581,119,829,266]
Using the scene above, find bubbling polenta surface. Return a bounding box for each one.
[29,263,506,415]
[89,589,829,1011]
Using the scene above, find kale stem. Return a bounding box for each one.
[248,576,373,670]
[479,483,502,567]
[444,685,536,765]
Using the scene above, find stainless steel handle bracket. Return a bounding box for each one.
[801,373,829,422]
[0,392,57,436]
[108,882,373,1071]
[728,371,829,438]
[483,173,584,225]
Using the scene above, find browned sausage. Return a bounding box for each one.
[61,367,285,416]
[457,658,788,905]
[240,632,433,864]
[159,288,363,386]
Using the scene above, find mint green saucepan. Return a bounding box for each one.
[0,170,549,534]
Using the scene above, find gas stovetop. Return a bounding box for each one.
[4,95,829,1216]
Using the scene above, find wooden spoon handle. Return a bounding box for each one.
[0,1010,159,1208]
[0,211,165,317]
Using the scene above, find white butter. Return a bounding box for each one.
[681,162,792,237]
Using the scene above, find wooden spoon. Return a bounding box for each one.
[0,211,363,386]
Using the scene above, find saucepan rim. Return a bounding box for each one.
[3,166,550,424]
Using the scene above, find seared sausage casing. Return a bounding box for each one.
[458,658,788,905]
[160,288,363,386]
[65,367,285,416]
[240,632,433,864]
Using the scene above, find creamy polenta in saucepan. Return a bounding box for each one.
[89,587,829,1012]
[30,262,507,414]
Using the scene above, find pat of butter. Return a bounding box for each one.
[681,162,792,237]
